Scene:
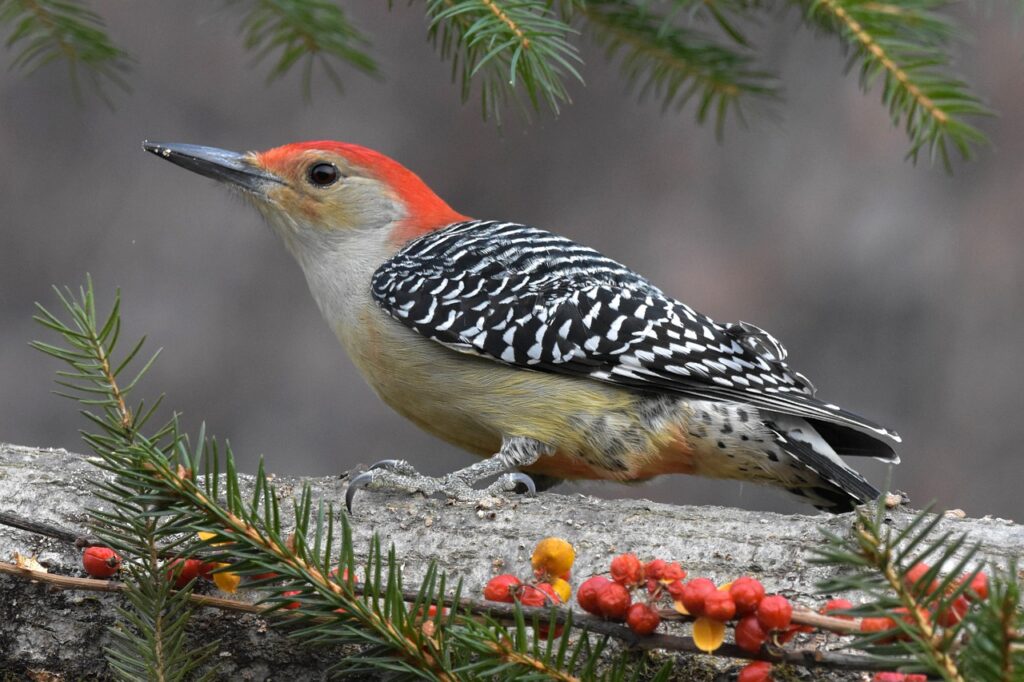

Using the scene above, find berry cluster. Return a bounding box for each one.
[575,553,686,635]
[483,537,575,609]
[858,563,988,642]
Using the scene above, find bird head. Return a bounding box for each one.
[142,140,466,250]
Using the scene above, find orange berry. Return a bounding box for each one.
[626,602,661,635]
[82,547,122,579]
[531,537,575,577]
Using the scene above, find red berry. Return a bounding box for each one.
[82,547,122,579]
[964,571,989,601]
[197,561,217,580]
[734,614,768,653]
[860,616,897,642]
[871,674,908,682]
[518,586,546,607]
[729,577,765,615]
[661,562,686,582]
[738,661,774,682]
[483,574,521,603]
[680,578,716,616]
[610,553,644,587]
[536,582,561,604]
[625,602,661,635]
[935,596,970,627]
[644,559,667,580]
[702,590,736,622]
[329,566,356,583]
[665,579,686,601]
[282,589,301,609]
[756,595,793,631]
[904,562,937,595]
[597,581,632,620]
[905,676,927,682]
[166,558,202,589]
[821,598,854,619]
[577,576,611,615]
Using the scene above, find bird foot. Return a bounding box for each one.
[345,459,536,512]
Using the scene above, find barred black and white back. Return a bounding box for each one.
[371,220,900,509]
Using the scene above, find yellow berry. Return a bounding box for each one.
[551,577,572,603]
[531,537,575,577]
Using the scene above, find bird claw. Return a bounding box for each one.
[344,464,538,513]
[487,472,537,497]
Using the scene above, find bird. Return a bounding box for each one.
[143,139,900,514]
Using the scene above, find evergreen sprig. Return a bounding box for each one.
[421,0,582,121]
[0,1,1005,167]
[572,0,778,136]
[0,0,130,100]
[31,279,216,681]
[228,0,377,97]
[799,0,989,170]
[32,278,672,680]
[812,499,1024,681]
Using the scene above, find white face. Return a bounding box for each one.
[246,148,407,260]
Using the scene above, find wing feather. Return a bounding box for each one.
[372,221,900,449]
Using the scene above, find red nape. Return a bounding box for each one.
[258,141,467,242]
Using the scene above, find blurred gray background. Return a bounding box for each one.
[1,3,1021,519]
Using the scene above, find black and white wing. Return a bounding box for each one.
[371,220,900,455]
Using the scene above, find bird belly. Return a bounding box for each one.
[336,307,802,486]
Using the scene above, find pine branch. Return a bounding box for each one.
[573,0,778,136]
[419,0,582,121]
[799,0,990,170]
[813,499,1023,681]
[228,0,378,98]
[31,278,654,680]
[33,277,216,681]
[0,0,130,100]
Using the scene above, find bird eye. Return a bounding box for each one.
[307,162,340,187]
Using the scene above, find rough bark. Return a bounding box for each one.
[1,443,1021,680]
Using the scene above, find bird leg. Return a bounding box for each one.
[345,436,552,511]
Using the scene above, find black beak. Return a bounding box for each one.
[142,141,284,192]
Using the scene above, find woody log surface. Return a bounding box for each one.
[1,443,1021,680]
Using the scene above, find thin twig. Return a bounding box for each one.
[0,561,262,615]
[0,558,896,672]
[0,509,104,547]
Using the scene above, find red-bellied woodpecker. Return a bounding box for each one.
[143,140,900,513]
